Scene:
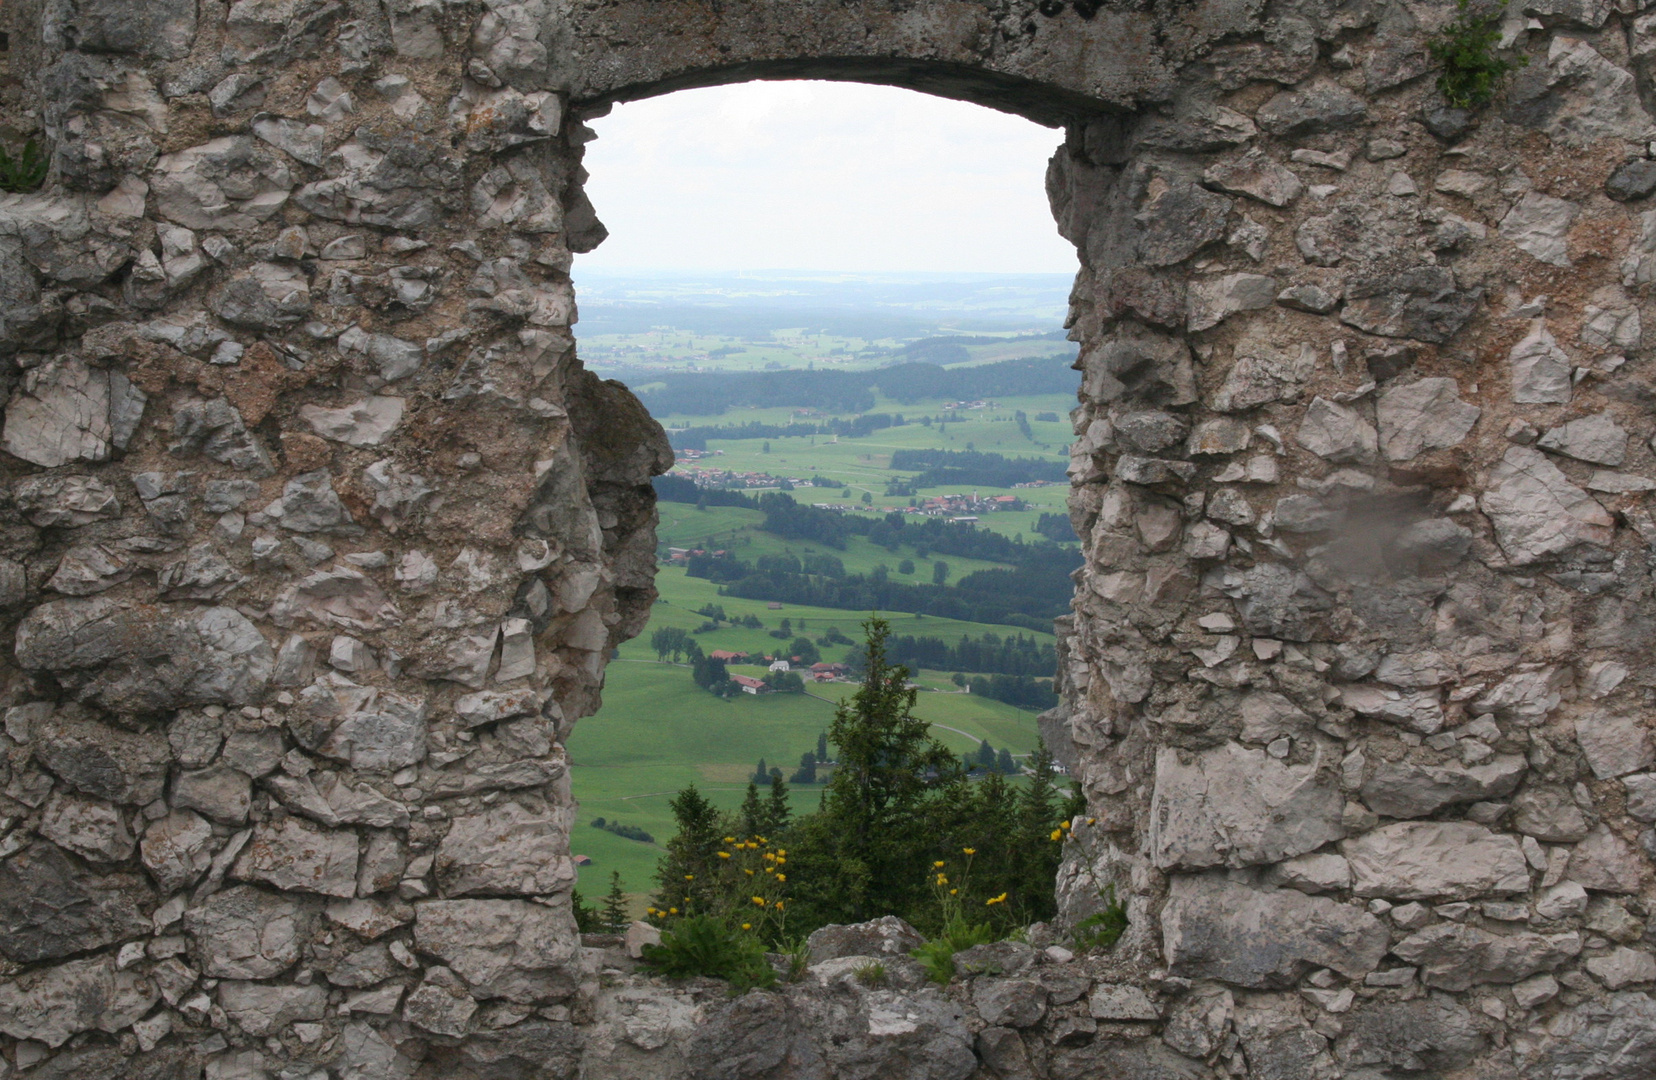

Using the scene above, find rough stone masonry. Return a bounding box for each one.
[0,0,1653,1076]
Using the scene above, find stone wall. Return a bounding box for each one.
[0,0,1653,1077]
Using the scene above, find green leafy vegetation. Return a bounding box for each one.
[639,915,778,993]
[1073,885,1129,953]
[1429,0,1524,109]
[0,138,48,194]
[638,621,1070,978]
[852,960,888,987]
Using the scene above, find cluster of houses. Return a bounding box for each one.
[916,492,1025,515]
[943,399,997,410]
[711,651,852,693]
[673,465,831,490]
[663,547,729,565]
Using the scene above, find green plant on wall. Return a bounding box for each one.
[0,138,48,194]
[1428,0,1526,109]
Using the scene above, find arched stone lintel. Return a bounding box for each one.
[571,56,1126,127]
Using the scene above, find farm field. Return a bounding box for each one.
[567,647,1043,901]
[565,270,1079,910]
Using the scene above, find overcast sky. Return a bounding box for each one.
[575,81,1078,275]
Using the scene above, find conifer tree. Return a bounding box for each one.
[765,773,791,833]
[601,871,629,933]
[739,782,764,837]
[651,785,722,915]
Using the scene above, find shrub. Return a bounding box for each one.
[852,961,888,987]
[912,919,998,985]
[640,915,778,993]
[1429,0,1524,109]
[0,138,48,194]
[1073,885,1128,953]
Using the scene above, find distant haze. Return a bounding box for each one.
[576,81,1079,274]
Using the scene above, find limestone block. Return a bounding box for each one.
[31,707,170,804]
[151,137,293,232]
[436,802,574,897]
[234,816,360,897]
[413,898,581,1003]
[0,842,150,964]
[140,810,215,893]
[974,979,1049,1028]
[1358,756,1526,818]
[299,396,405,447]
[1203,150,1304,207]
[39,790,134,863]
[1296,396,1377,463]
[1345,822,1530,900]
[1513,785,1592,842]
[12,475,122,526]
[1568,825,1645,893]
[0,955,158,1047]
[185,885,316,979]
[2,357,146,467]
[1538,412,1628,466]
[1375,378,1480,461]
[1150,741,1345,870]
[1479,446,1613,564]
[1500,192,1580,266]
[1574,712,1654,779]
[1391,924,1580,990]
[217,980,327,1035]
[1162,875,1388,987]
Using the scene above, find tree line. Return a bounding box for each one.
[687,551,1077,634]
[635,355,1076,417]
[887,447,1066,488]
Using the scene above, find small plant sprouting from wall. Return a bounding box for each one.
[1072,884,1128,953]
[1429,0,1526,109]
[0,138,48,193]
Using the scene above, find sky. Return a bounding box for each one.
[574,80,1079,275]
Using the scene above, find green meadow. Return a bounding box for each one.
[568,565,1049,900]
[567,366,1080,906]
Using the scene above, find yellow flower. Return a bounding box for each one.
[1086,818,1096,826]
[933,860,946,869]
[776,849,787,857]
[668,907,679,914]
[962,848,976,856]
[684,874,694,881]
[774,901,784,910]
[717,851,731,859]
[985,892,1008,906]
[775,857,786,865]
[745,869,755,876]
[775,873,786,883]
[752,896,766,906]
[935,874,948,886]
[950,888,958,895]
[724,837,736,844]
[1050,829,1063,842]
[742,923,752,930]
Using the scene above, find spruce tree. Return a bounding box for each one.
[787,618,956,924]
[601,871,629,933]
[739,782,764,838]
[996,748,1016,775]
[817,731,829,762]
[765,773,791,833]
[753,758,767,784]
[652,785,722,915]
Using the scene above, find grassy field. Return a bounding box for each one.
[568,654,1043,902]
[569,380,1077,907]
